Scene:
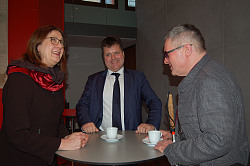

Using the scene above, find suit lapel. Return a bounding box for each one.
[124,69,132,130]
[98,70,107,94]
[97,70,107,125]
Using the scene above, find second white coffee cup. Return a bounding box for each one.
[148,130,162,144]
[106,127,118,139]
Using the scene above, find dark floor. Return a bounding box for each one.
[57,156,171,166]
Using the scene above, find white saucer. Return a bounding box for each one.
[101,134,123,142]
[142,138,163,146]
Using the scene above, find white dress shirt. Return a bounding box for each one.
[100,67,125,131]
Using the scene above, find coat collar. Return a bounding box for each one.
[178,55,210,93]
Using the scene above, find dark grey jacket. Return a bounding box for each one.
[164,55,249,166]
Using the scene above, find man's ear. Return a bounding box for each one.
[123,50,125,57]
[184,44,192,58]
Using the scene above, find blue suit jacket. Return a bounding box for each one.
[76,69,162,130]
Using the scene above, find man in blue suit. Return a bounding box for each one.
[76,36,162,134]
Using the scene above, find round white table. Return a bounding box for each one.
[56,130,165,165]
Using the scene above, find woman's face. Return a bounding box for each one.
[37,30,64,68]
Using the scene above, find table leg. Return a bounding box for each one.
[70,118,74,166]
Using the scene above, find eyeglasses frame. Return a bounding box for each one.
[164,44,193,59]
[47,37,65,47]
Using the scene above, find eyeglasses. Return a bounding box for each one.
[164,44,192,59]
[47,37,65,47]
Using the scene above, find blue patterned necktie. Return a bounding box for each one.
[111,73,122,130]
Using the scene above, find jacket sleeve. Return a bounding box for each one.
[76,76,93,128]
[164,77,243,165]
[57,117,69,138]
[140,73,162,129]
[3,73,61,165]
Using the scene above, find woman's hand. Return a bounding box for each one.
[58,132,89,150]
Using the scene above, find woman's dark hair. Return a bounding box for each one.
[24,25,67,72]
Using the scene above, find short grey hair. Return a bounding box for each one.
[164,24,206,52]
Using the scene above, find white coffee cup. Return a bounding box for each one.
[106,127,118,139]
[148,130,162,144]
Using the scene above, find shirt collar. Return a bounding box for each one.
[107,67,124,77]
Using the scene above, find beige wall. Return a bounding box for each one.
[0,0,8,88]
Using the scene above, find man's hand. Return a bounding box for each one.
[154,139,172,153]
[160,130,172,140]
[82,122,99,133]
[135,123,155,134]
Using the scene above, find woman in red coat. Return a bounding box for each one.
[0,25,89,166]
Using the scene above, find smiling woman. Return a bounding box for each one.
[24,25,67,72]
[0,25,89,166]
[37,31,65,68]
